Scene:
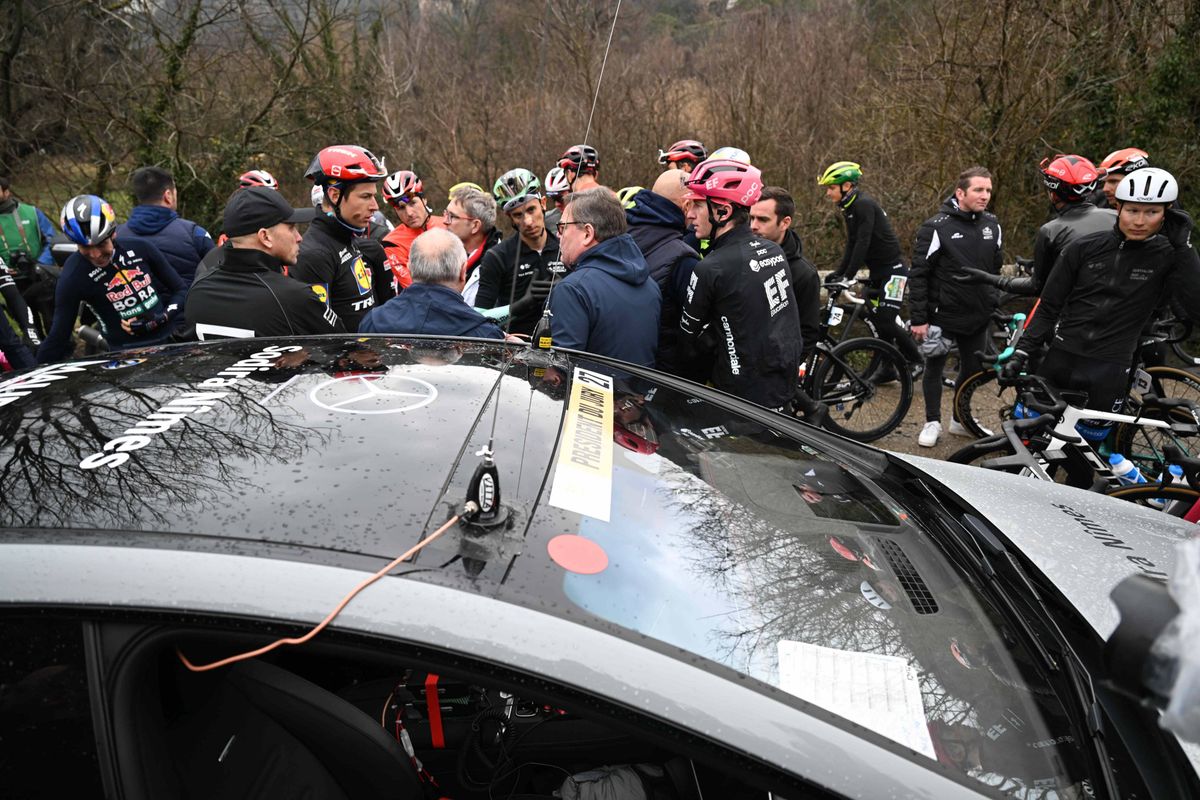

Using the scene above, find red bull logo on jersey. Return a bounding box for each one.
[351,256,371,295]
[103,265,159,318]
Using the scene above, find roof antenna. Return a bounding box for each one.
[461,354,514,532]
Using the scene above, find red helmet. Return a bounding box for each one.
[304,145,387,186]
[238,169,278,190]
[1039,154,1099,203]
[382,170,424,204]
[1098,147,1149,177]
[558,144,600,174]
[658,139,706,166]
[683,158,763,207]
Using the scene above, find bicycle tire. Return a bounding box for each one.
[1102,483,1200,515]
[952,370,1019,439]
[810,337,912,442]
[1112,366,1200,477]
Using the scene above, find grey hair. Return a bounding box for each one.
[563,188,626,242]
[451,186,496,231]
[410,228,469,284]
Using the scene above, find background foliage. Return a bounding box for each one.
[2,0,1196,265]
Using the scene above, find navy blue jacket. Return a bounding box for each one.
[549,233,660,366]
[358,282,505,339]
[37,236,186,363]
[117,205,213,285]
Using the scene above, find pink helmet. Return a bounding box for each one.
[683,158,763,207]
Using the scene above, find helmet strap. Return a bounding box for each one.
[326,182,367,235]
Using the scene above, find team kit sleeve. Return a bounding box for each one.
[290,248,336,288]
[473,249,503,309]
[140,241,187,318]
[679,262,715,337]
[1022,242,1081,352]
[293,282,348,334]
[842,206,875,280]
[37,264,85,363]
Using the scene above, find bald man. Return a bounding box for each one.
[625,170,708,380]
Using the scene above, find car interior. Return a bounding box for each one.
[94,621,817,800]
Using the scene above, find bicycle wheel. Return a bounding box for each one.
[1102,483,1200,516]
[810,337,912,442]
[952,370,1018,439]
[1111,366,1200,477]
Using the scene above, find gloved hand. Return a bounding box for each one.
[128,311,170,335]
[953,267,1006,288]
[999,349,1028,383]
[509,278,554,316]
[1163,208,1194,249]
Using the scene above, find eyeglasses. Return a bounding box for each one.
[443,210,477,224]
[555,220,590,236]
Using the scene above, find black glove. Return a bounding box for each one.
[953,267,1006,289]
[509,278,554,316]
[128,311,170,335]
[1163,208,1194,249]
[8,250,35,279]
[999,349,1028,383]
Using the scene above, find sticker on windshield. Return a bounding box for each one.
[0,360,108,409]
[548,367,614,522]
[309,373,437,415]
[777,640,936,760]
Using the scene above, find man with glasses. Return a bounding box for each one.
[551,188,660,365]
[381,170,444,292]
[443,185,502,307]
[475,168,563,336]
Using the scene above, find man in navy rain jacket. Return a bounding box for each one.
[116,166,213,286]
[550,188,660,366]
[359,228,505,339]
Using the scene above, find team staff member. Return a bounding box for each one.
[444,186,502,307]
[475,168,563,336]
[1008,168,1200,441]
[116,166,214,285]
[909,166,1003,447]
[186,187,344,339]
[292,145,388,331]
[39,195,186,363]
[679,158,803,410]
[818,161,922,370]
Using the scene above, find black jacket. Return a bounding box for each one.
[679,225,803,409]
[474,232,564,335]
[290,215,377,331]
[186,245,346,339]
[780,228,821,359]
[909,197,1003,334]
[1023,223,1200,364]
[832,190,904,282]
[1031,202,1116,290]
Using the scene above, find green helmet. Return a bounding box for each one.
[818,161,862,186]
[493,168,541,212]
[617,186,644,209]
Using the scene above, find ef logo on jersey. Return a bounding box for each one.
[351,257,371,295]
[763,268,791,318]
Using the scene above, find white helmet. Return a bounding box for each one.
[310,184,325,209]
[710,146,751,164]
[1115,167,1178,204]
[544,167,570,196]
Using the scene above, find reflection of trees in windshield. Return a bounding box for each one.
[0,352,319,529]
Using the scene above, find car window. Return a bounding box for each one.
[0,616,103,798]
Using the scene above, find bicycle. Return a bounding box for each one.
[798,279,913,442]
[1101,444,1200,517]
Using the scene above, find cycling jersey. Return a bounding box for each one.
[909,197,1003,335]
[381,217,445,291]
[37,236,186,363]
[474,232,564,335]
[1022,224,1200,364]
[290,214,377,332]
[831,190,905,282]
[186,244,346,339]
[679,225,803,409]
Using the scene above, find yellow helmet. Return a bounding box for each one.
[817,161,862,186]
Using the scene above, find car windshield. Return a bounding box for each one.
[515,359,1090,798]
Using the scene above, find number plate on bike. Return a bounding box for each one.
[827,307,844,326]
[1132,368,1153,396]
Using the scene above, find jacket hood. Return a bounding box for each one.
[125,205,179,235]
[573,233,651,287]
[939,195,986,222]
[780,228,803,260]
[625,190,687,231]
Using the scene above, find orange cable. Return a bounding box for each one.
[177,509,470,672]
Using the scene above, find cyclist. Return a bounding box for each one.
[0,254,36,369]
[657,139,707,172]
[381,170,443,291]
[679,158,803,410]
[710,146,750,163]
[818,161,923,373]
[558,145,603,192]
[544,167,570,232]
[909,166,1003,447]
[39,195,186,363]
[960,155,1115,295]
[443,185,502,307]
[238,169,278,189]
[475,168,562,336]
[1006,167,1200,441]
[292,145,388,331]
[1097,148,1150,210]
